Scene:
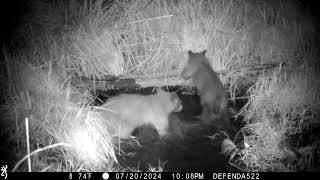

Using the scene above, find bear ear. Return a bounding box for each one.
[188,50,194,57]
[200,50,207,55]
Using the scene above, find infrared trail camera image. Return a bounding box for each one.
[0,0,320,172]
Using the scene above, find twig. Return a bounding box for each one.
[25,117,31,172]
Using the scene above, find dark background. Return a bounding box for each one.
[0,0,27,46]
[0,0,320,49]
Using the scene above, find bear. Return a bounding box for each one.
[97,88,182,139]
[181,50,228,124]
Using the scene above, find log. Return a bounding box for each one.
[79,76,139,91]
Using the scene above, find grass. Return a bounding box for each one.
[1,0,319,172]
[223,64,320,171]
[2,48,119,171]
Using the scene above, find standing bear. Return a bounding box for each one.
[181,50,229,125]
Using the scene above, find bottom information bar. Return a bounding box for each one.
[6,172,320,180]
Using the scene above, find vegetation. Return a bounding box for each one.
[1,0,319,172]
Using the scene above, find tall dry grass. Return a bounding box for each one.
[13,0,314,89]
[223,62,320,171]
[1,0,318,172]
[2,48,120,171]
